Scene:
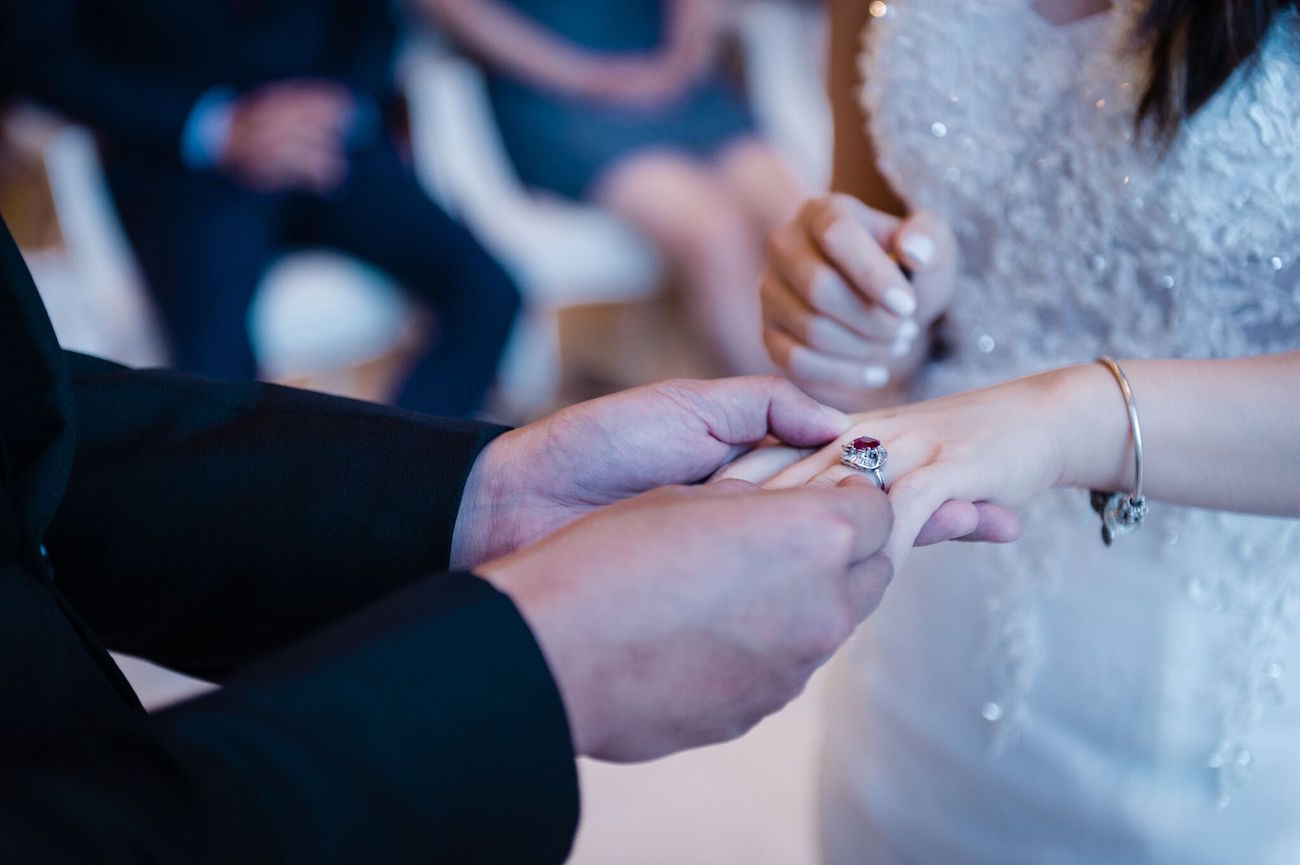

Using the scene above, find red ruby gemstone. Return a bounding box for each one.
[851,436,881,451]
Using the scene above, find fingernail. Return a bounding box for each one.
[863,365,891,388]
[899,232,935,268]
[882,285,917,318]
[819,404,853,432]
[891,319,920,357]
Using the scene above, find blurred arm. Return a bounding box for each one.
[421,0,616,92]
[663,0,727,66]
[45,352,507,680]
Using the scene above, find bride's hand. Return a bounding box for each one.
[715,442,1021,552]
[763,371,1087,566]
[761,194,957,407]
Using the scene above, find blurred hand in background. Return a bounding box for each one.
[219,80,355,194]
[762,194,957,407]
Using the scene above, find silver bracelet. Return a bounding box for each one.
[1088,357,1150,546]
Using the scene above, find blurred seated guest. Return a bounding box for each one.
[425,0,806,376]
[12,0,520,417]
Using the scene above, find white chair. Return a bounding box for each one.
[247,253,419,389]
[3,106,167,367]
[4,103,415,394]
[402,0,831,416]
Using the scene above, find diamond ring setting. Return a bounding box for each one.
[840,436,888,488]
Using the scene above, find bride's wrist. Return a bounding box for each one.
[1046,363,1135,493]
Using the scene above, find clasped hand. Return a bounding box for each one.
[721,373,1096,567]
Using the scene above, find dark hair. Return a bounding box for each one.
[1135,0,1297,137]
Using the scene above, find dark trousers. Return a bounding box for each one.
[109,142,521,418]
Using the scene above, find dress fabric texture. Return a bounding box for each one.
[486,0,755,199]
[820,3,1300,863]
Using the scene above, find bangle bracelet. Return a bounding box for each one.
[1088,357,1149,546]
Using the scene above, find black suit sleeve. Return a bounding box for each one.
[1,571,581,864]
[45,352,509,680]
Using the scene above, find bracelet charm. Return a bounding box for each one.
[1089,357,1149,547]
[1089,490,1149,546]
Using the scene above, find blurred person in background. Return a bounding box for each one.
[425,0,806,377]
[9,0,520,418]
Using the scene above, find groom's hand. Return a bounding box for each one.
[480,475,893,762]
[451,377,852,569]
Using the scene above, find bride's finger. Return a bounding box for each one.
[959,503,1022,544]
[884,465,976,566]
[913,500,981,545]
[709,445,814,484]
[804,464,856,487]
[914,501,1023,546]
[762,444,840,489]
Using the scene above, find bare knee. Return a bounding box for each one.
[598,153,753,248]
[714,138,807,232]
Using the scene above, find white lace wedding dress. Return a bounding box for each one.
[820,3,1300,862]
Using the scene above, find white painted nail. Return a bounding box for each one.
[891,320,919,357]
[899,232,936,268]
[863,365,891,388]
[882,285,917,318]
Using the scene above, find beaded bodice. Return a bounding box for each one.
[861,0,1300,386]
[848,0,1300,818]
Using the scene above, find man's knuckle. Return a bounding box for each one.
[813,607,853,656]
[815,508,857,558]
[763,375,802,405]
[876,499,896,534]
[654,380,708,417]
[833,603,860,644]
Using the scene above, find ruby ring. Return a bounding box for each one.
[839,436,888,488]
